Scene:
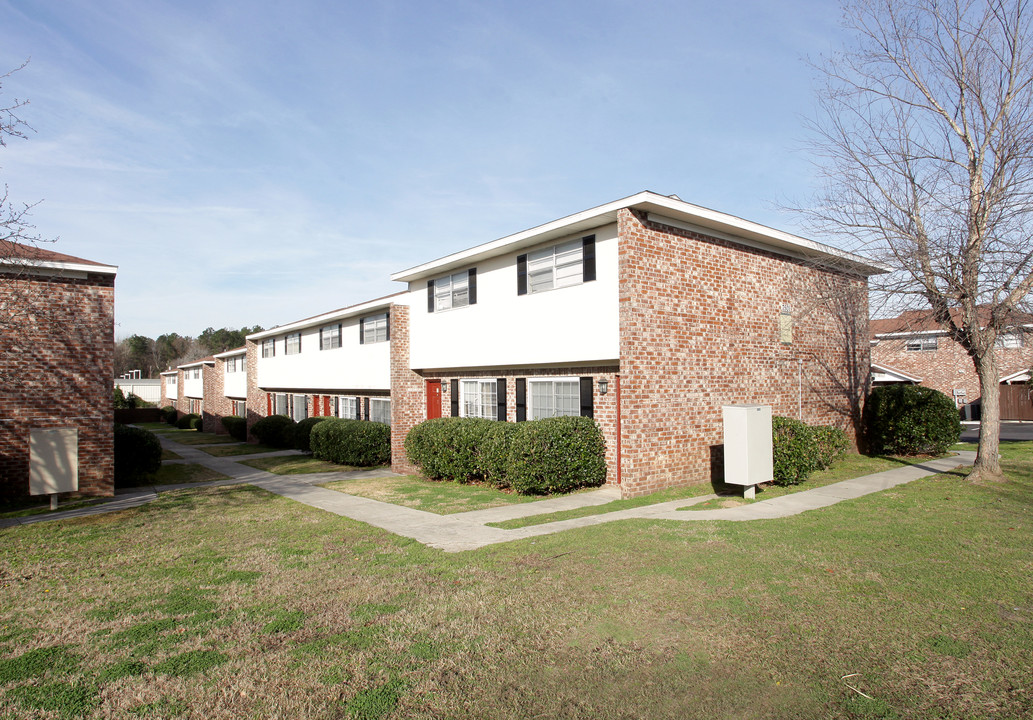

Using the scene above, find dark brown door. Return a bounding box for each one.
[426,380,442,419]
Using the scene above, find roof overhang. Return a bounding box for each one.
[1000,369,1031,384]
[214,347,247,359]
[0,258,118,277]
[871,363,923,384]
[390,191,890,283]
[178,359,215,369]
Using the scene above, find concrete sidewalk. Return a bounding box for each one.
[0,434,976,552]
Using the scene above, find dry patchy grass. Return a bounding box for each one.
[321,475,543,514]
[239,456,353,475]
[1,446,1031,719]
[199,443,283,457]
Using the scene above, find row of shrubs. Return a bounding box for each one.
[246,414,391,466]
[771,418,849,486]
[404,416,606,495]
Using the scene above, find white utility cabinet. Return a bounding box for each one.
[722,405,773,498]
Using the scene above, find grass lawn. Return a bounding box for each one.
[238,455,359,475]
[160,448,181,461]
[321,475,548,515]
[198,444,282,457]
[1,445,1030,719]
[147,464,230,486]
[159,430,238,446]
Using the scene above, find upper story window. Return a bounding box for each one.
[517,235,596,296]
[166,375,177,386]
[285,332,302,355]
[360,313,389,344]
[225,356,240,373]
[320,323,342,350]
[428,270,476,312]
[190,368,201,379]
[262,338,275,358]
[905,336,938,352]
[996,332,1023,349]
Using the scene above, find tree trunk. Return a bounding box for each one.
[972,353,1003,481]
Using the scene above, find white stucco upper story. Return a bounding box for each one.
[247,295,402,391]
[161,371,178,400]
[392,191,887,372]
[179,360,213,399]
[215,347,247,399]
[402,223,619,371]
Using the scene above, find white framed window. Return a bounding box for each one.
[191,368,201,379]
[461,380,497,420]
[291,394,308,421]
[166,375,177,386]
[320,323,342,350]
[225,356,243,373]
[433,271,470,311]
[528,239,583,294]
[232,400,245,416]
[905,336,938,352]
[285,332,301,355]
[337,396,358,419]
[369,398,391,425]
[262,338,276,358]
[528,378,580,419]
[362,313,389,344]
[996,332,1023,349]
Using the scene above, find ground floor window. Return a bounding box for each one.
[337,396,358,419]
[461,380,497,419]
[529,379,579,420]
[292,394,308,421]
[232,400,245,416]
[369,398,391,424]
[275,394,289,416]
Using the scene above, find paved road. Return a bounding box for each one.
[960,421,1033,442]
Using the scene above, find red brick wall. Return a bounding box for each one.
[245,339,264,440]
[390,305,422,475]
[0,269,115,498]
[202,361,230,434]
[617,208,870,497]
[871,336,1033,415]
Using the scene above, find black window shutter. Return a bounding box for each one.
[515,379,526,422]
[450,380,459,417]
[517,255,527,295]
[355,398,361,420]
[469,268,477,305]
[582,235,596,282]
[385,312,390,341]
[363,397,370,420]
[496,378,506,422]
[579,377,594,418]
[427,279,435,313]
[359,317,365,344]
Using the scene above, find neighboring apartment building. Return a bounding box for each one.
[870,309,1033,419]
[388,191,886,497]
[245,294,403,432]
[0,242,117,499]
[205,347,248,433]
[159,368,179,410]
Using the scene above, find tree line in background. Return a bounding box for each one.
[114,325,263,378]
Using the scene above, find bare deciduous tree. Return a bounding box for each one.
[805,0,1033,480]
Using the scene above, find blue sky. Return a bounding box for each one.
[0,0,847,338]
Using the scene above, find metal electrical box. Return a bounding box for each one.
[722,405,773,491]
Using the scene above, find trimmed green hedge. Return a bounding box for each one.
[250,415,297,448]
[221,416,247,442]
[113,423,161,488]
[404,416,607,494]
[403,417,498,483]
[310,419,391,466]
[294,416,331,451]
[507,416,607,495]
[865,384,961,455]
[771,416,816,486]
[813,425,849,470]
[160,406,178,425]
[176,413,200,430]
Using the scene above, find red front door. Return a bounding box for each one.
[426,380,442,419]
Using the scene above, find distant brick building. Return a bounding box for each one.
[871,309,1033,420]
[0,242,117,498]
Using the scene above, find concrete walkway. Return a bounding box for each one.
[1,433,975,553]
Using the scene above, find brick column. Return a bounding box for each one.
[389,305,423,475]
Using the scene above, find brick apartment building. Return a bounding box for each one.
[871,309,1033,420]
[0,242,117,499]
[387,192,886,497]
